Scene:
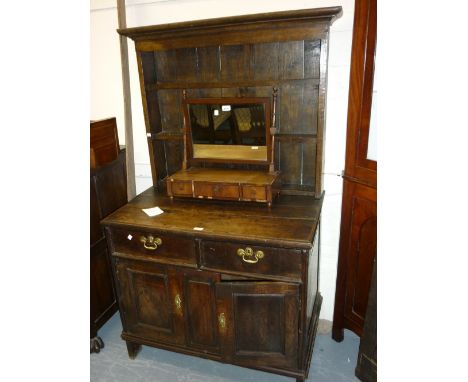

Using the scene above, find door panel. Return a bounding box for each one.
[339,180,377,331]
[183,270,221,353]
[114,258,185,345]
[216,282,299,369]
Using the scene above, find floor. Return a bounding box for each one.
[91,313,360,382]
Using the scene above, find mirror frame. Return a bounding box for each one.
[182,96,272,166]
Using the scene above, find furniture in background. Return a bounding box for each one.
[90,117,120,168]
[103,8,341,381]
[332,0,376,379]
[355,257,377,381]
[90,119,127,353]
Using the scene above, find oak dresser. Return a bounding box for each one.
[102,7,342,381]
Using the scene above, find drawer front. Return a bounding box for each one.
[110,228,197,266]
[193,182,214,198]
[200,241,302,281]
[241,185,267,201]
[194,182,240,200]
[171,180,193,196]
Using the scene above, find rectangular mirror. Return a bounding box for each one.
[183,97,271,164]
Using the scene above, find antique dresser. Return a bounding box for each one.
[102,7,341,381]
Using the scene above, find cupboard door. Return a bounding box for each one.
[333,180,376,339]
[114,258,185,345]
[182,270,221,354]
[216,282,299,369]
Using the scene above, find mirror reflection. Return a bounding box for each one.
[189,103,266,146]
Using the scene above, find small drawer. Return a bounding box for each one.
[171,180,193,196]
[194,182,239,200]
[200,241,303,281]
[110,228,197,266]
[193,182,214,198]
[241,185,267,201]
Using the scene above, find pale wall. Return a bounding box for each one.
[90,0,354,320]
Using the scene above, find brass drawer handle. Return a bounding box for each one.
[218,312,226,329]
[236,247,264,264]
[175,294,182,311]
[140,235,162,250]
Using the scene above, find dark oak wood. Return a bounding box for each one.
[216,282,299,369]
[103,186,324,380]
[103,7,341,380]
[167,168,280,206]
[103,187,322,249]
[332,0,377,343]
[121,7,340,197]
[90,149,127,352]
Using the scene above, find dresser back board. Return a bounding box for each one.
[119,7,342,198]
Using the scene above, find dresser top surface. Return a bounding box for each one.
[102,188,323,249]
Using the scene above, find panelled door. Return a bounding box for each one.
[216,281,300,369]
[114,258,185,345]
[182,269,221,354]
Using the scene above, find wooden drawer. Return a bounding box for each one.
[194,182,239,200]
[171,180,193,196]
[200,241,302,281]
[241,185,267,201]
[110,228,197,266]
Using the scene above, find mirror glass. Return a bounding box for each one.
[185,99,270,162]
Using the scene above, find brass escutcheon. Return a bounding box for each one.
[140,235,162,250]
[175,294,182,311]
[236,247,264,264]
[218,312,226,329]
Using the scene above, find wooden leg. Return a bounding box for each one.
[90,336,104,353]
[126,341,141,359]
[332,325,344,342]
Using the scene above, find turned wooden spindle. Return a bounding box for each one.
[182,89,188,170]
[269,87,278,173]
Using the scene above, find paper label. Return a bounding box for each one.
[142,206,164,217]
[222,105,231,111]
[193,227,204,231]
[251,146,259,150]
[127,234,133,240]
[213,109,219,116]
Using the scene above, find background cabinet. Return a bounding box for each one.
[332,0,377,379]
[90,148,127,353]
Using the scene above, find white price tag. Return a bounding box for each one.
[142,206,164,217]
[127,234,133,240]
[221,105,231,111]
[193,227,204,231]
